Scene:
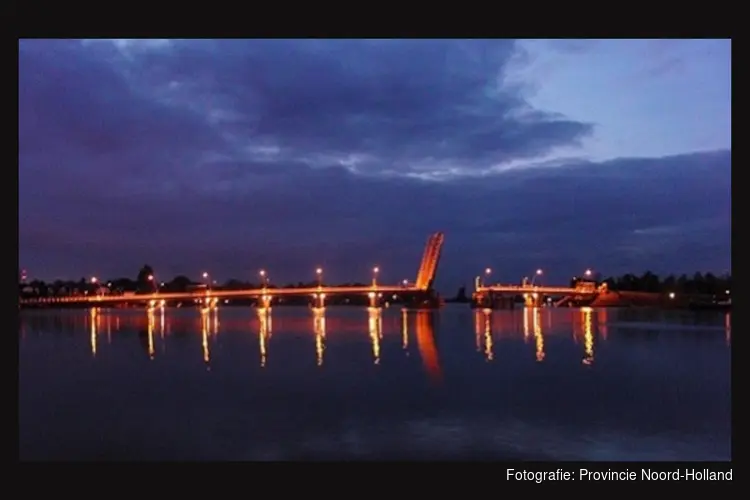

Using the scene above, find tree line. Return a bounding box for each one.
[598,271,730,296]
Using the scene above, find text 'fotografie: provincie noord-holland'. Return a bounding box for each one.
[507,469,732,482]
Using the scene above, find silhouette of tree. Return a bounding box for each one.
[137,265,154,284]
[167,275,192,292]
[602,271,730,296]
[135,265,155,293]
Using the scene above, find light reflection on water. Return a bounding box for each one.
[20,305,730,461]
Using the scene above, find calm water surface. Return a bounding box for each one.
[19,305,731,461]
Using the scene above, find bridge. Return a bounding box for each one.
[19,232,445,310]
[473,280,606,308]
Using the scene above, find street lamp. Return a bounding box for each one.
[531,269,543,285]
[316,267,323,288]
[584,269,593,280]
[402,279,408,287]
[484,268,491,286]
[259,269,267,288]
[372,266,379,287]
[202,272,210,290]
[147,274,157,293]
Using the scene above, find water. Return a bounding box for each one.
[19,305,731,461]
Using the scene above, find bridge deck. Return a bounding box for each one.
[20,285,423,305]
[476,285,598,295]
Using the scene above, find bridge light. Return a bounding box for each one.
[373,266,379,274]
[90,276,98,284]
[202,272,208,279]
[316,268,322,275]
[485,268,491,275]
[584,269,592,277]
[530,269,543,286]
[402,279,408,286]
[669,292,675,299]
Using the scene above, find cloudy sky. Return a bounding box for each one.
[19,39,731,290]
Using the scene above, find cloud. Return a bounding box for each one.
[18,40,730,288]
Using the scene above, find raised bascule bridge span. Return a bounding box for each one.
[20,232,446,310]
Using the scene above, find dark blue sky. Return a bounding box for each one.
[18,39,731,291]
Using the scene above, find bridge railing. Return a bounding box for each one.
[476,283,599,294]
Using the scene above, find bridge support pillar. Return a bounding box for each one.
[493,295,515,310]
[474,292,515,310]
[524,293,541,307]
[473,292,489,309]
[313,293,326,309]
[259,294,272,309]
[368,291,380,308]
